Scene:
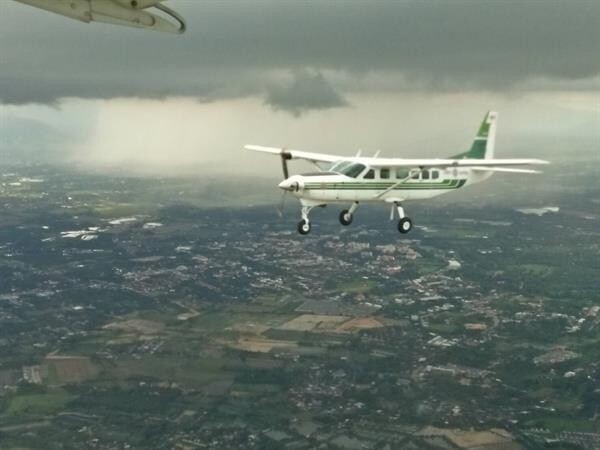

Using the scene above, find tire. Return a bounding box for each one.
[398,217,412,234]
[339,209,353,226]
[297,219,311,235]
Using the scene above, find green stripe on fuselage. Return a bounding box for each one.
[304,179,466,190]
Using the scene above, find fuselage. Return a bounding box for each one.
[279,161,491,205]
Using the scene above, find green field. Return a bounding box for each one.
[2,390,75,418]
[335,279,377,294]
[525,417,596,432]
[517,264,555,277]
[106,355,233,389]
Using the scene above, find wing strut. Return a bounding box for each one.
[373,167,424,199]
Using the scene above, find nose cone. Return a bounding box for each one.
[278,179,295,191]
[278,176,302,192]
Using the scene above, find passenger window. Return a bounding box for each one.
[380,168,390,179]
[364,169,375,179]
[431,170,439,180]
[396,169,409,179]
[422,170,430,180]
[410,169,420,179]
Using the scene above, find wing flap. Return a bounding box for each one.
[365,158,549,168]
[470,166,543,174]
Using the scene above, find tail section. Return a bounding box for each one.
[451,111,498,160]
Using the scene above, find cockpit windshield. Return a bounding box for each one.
[340,163,366,178]
[329,160,353,173]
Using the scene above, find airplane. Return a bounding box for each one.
[245,111,549,235]
[12,0,185,34]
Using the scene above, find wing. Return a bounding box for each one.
[469,166,542,174]
[245,145,340,164]
[363,158,549,168]
[13,0,185,33]
[245,145,549,169]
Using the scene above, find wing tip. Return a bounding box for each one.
[244,144,279,151]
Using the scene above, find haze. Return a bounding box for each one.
[0,0,598,176]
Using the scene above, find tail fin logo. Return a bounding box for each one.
[451,111,498,160]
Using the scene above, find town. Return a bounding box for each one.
[0,163,599,449]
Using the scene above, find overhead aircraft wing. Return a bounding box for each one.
[245,145,340,164]
[13,0,186,34]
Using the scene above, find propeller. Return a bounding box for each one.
[277,150,292,218]
[277,192,287,218]
[280,150,291,179]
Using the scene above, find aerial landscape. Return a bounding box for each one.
[1,1,599,449]
[0,156,598,449]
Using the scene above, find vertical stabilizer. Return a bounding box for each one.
[451,111,498,159]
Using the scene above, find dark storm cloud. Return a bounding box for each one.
[1,0,599,107]
[265,71,349,116]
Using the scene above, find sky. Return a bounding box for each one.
[0,0,599,176]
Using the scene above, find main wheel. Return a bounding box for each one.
[339,209,353,226]
[398,217,413,234]
[297,219,312,235]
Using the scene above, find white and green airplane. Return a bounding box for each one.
[246,111,549,235]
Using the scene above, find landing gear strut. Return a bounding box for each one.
[297,205,314,235]
[339,202,359,226]
[393,202,413,234]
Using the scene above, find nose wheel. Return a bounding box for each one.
[297,205,315,235]
[297,219,312,235]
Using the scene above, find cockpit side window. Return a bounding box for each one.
[330,161,342,171]
[341,163,366,178]
[364,169,375,179]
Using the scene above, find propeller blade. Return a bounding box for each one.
[280,154,290,179]
[276,191,288,218]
